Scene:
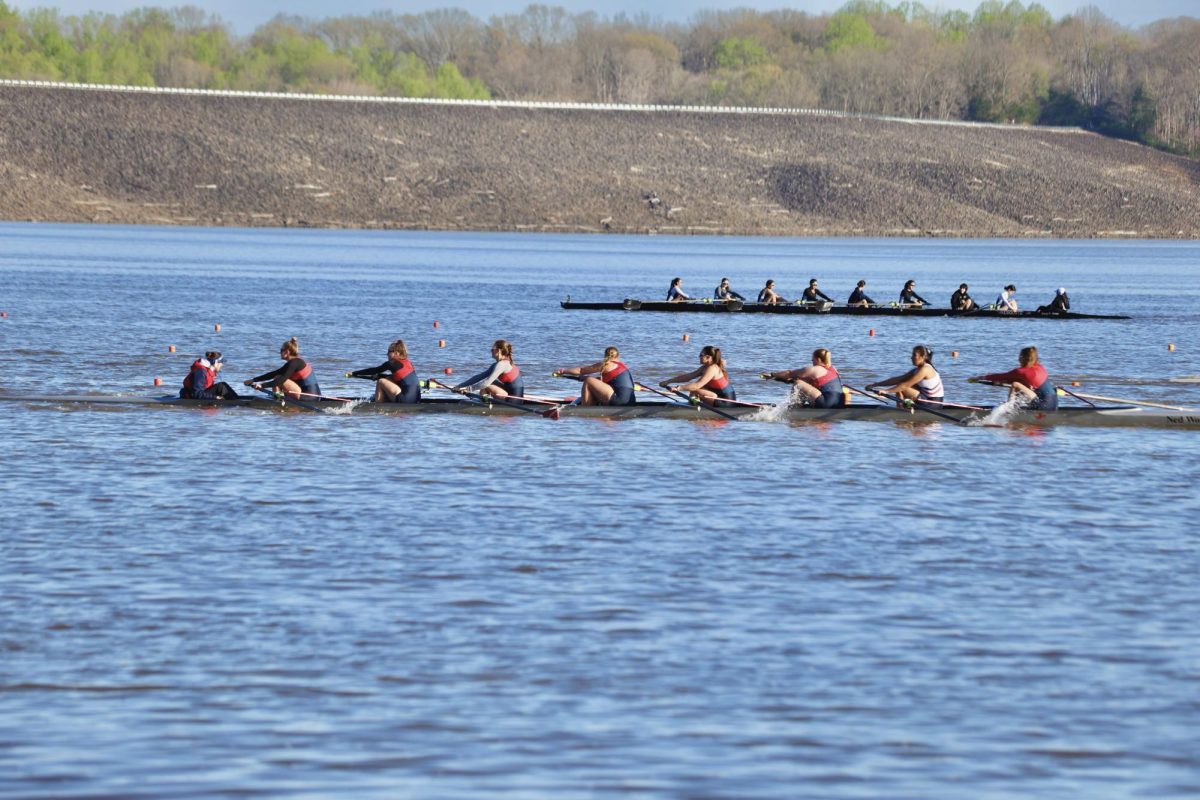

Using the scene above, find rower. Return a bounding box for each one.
[847,280,874,307]
[763,348,848,408]
[180,351,239,401]
[455,339,524,399]
[969,346,1058,410]
[660,345,737,407]
[244,337,321,399]
[757,280,789,305]
[866,344,944,408]
[557,346,636,406]
[1037,287,1070,314]
[347,339,421,403]
[950,283,977,311]
[666,277,692,302]
[714,278,745,301]
[899,279,928,307]
[995,284,1019,312]
[801,278,833,304]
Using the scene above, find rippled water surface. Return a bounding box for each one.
[2,224,1199,798]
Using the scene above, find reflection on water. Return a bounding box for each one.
[1,225,1199,798]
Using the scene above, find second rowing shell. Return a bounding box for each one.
[561,299,1130,320]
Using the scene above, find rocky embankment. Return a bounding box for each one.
[1,84,1198,237]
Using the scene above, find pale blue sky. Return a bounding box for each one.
[10,0,1195,33]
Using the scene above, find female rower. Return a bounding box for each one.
[347,339,421,403]
[969,346,1058,410]
[866,344,944,408]
[455,339,524,399]
[557,346,636,406]
[995,284,1019,312]
[762,348,847,408]
[847,280,874,307]
[899,279,928,306]
[757,280,789,305]
[801,279,833,304]
[666,277,692,302]
[180,351,239,401]
[244,337,321,399]
[660,345,737,407]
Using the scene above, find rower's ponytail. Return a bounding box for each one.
[494,339,514,363]
[701,345,727,374]
[603,346,619,369]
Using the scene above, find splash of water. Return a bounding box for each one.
[969,395,1026,426]
[323,398,371,416]
[746,384,807,422]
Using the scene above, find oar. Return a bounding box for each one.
[847,384,977,426]
[554,372,686,407]
[250,383,325,413]
[428,378,563,419]
[666,387,741,421]
[1055,385,1097,407]
[1052,390,1194,412]
[297,390,357,403]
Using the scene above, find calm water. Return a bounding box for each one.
[2,224,1199,798]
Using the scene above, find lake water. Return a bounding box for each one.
[2,223,1199,798]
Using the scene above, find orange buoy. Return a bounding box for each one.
[443,367,453,375]
[153,377,163,386]
[868,328,875,337]
[438,339,446,348]
[1071,381,1081,386]
[168,345,176,353]
[1168,343,1176,351]
[214,324,221,332]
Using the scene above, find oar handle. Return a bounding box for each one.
[669,388,740,421]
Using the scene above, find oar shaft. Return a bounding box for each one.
[1060,391,1193,412]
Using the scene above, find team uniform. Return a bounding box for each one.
[699,371,737,407]
[457,360,524,398]
[250,357,321,396]
[848,287,874,305]
[597,361,636,406]
[350,358,421,403]
[912,369,945,408]
[981,364,1058,410]
[810,366,847,409]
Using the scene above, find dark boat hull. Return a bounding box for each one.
[560,299,1129,320]
[1,393,1195,428]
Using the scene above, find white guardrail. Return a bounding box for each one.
[0,78,1084,133]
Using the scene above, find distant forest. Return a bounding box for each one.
[2,1,1198,156]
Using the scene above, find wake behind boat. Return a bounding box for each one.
[1,393,1196,429]
[560,298,1130,319]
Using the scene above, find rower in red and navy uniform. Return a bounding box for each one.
[556,346,636,406]
[762,348,848,408]
[455,339,524,399]
[661,345,737,407]
[180,350,239,401]
[347,339,421,404]
[244,337,321,399]
[970,345,1058,410]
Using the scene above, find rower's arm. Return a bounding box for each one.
[867,368,914,390]
[247,365,285,385]
[678,365,720,392]
[455,361,507,390]
[560,361,604,376]
[348,361,389,379]
[661,366,701,386]
[817,290,833,302]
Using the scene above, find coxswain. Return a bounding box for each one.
[180,351,239,401]
[995,284,1019,312]
[666,277,692,302]
[847,280,874,307]
[455,339,524,399]
[1037,288,1070,314]
[347,339,421,403]
[866,344,944,408]
[244,337,320,399]
[757,280,789,305]
[714,278,745,301]
[950,283,977,311]
[762,348,848,408]
[660,345,737,407]
[556,346,636,406]
[969,345,1058,410]
[801,278,834,304]
[899,279,928,307]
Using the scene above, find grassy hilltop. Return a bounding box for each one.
[2,84,1198,237]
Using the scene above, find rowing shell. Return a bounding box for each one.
[1,394,1196,428]
[561,299,1130,320]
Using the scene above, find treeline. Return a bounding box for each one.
[1,0,1198,156]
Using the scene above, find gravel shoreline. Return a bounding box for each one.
[2,85,1197,237]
